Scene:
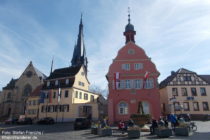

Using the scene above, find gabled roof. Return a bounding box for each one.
[34,67,47,80]
[3,78,18,90]
[159,68,210,89]
[47,66,81,80]
[30,84,43,97]
[199,75,210,84]
[159,68,195,89]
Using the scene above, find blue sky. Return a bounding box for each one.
[0,0,210,95]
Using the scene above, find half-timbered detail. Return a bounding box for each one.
[160,68,210,120]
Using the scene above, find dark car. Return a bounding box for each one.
[5,118,18,124]
[37,117,55,124]
[17,117,33,125]
[74,118,91,130]
[178,114,191,122]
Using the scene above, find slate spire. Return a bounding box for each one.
[71,14,88,74]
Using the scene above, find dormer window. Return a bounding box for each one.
[66,79,69,85]
[47,81,50,87]
[55,80,58,86]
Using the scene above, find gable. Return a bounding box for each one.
[169,72,209,86]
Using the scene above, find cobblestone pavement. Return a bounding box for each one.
[0,121,210,140]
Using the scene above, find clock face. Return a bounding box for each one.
[26,71,32,78]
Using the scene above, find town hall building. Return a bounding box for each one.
[107,13,161,124]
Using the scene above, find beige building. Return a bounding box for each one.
[38,66,102,122]
[0,61,46,120]
[159,68,210,120]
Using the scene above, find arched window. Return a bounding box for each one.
[118,102,128,115]
[7,92,12,99]
[23,84,32,96]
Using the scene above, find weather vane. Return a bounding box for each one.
[128,7,131,23]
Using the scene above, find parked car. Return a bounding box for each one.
[5,118,18,124]
[178,114,191,122]
[17,117,33,125]
[74,118,91,130]
[37,117,55,124]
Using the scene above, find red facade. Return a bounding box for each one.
[107,18,161,124]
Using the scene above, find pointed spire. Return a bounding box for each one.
[71,15,88,75]
[50,56,54,74]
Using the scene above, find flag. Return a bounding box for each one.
[114,72,120,89]
[143,71,149,88]
[58,88,61,103]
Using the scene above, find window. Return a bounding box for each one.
[65,90,69,98]
[28,101,31,106]
[118,102,128,114]
[128,49,135,54]
[75,91,78,98]
[79,92,82,99]
[174,102,181,111]
[64,104,69,112]
[65,79,69,85]
[122,64,130,70]
[134,79,143,89]
[203,102,209,111]
[47,81,50,87]
[84,93,88,100]
[33,100,36,105]
[23,84,32,96]
[55,80,58,86]
[193,102,199,111]
[200,88,206,96]
[181,88,188,96]
[191,88,197,96]
[79,81,85,86]
[145,78,154,89]
[172,88,178,96]
[7,92,12,99]
[91,95,94,102]
[125,80,131,89]
[183,76,191,81]
[183,102,190,111]
[134,63,143,70]
[53,92,56,98]
[119,80,125,89]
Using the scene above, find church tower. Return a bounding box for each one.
[71,15,88,74]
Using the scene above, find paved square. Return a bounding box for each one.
[0,121,210,140]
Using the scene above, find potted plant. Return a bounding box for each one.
[91,122,99,135]
[98,126,112,136]
[130,114,151,126]
[127,125,141,138]
[174,123,192,136]
[156,126,172,138]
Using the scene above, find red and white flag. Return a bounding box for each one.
[144,71,149,88]
[114,72,120,89]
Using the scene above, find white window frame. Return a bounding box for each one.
[134,63,143,70]
[122,64,130,71]
[125,80,131,89]
[118,102,128,115]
